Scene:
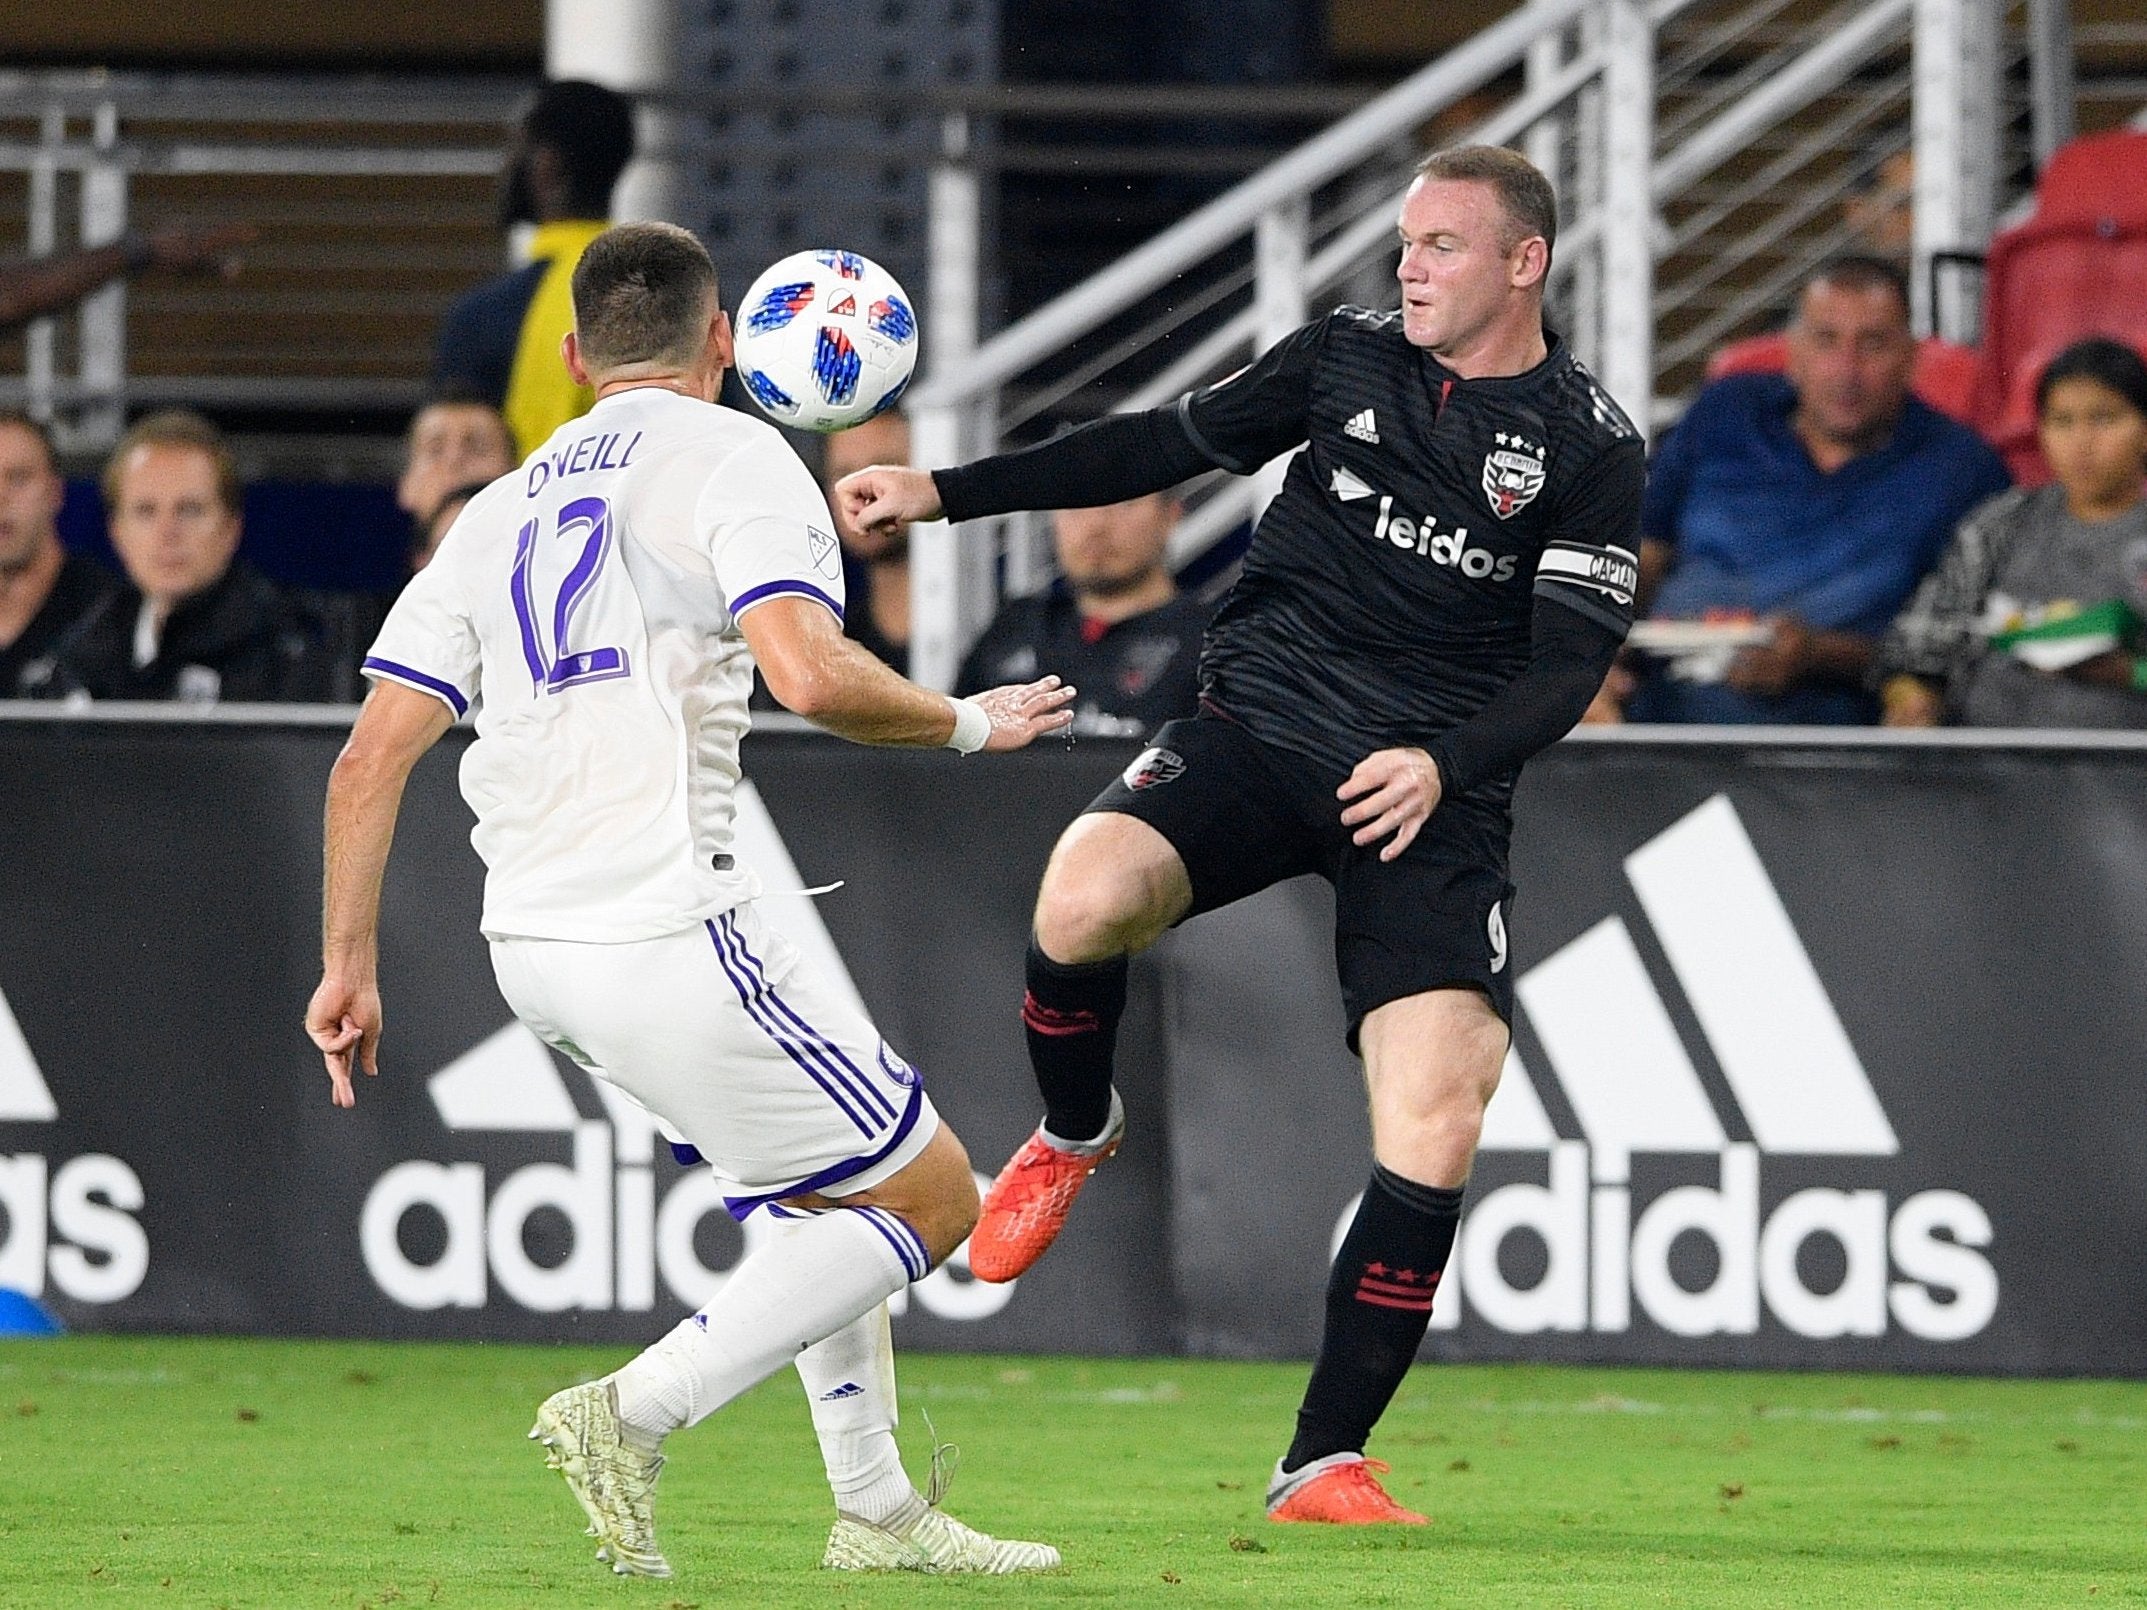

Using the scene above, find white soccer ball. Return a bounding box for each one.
[732,249,919,432]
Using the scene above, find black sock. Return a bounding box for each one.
[1283,1165,1464,1472]
[1021,941,1127,1143]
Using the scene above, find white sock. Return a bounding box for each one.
[797,1302,920,1525]
[610,1204,928,1442]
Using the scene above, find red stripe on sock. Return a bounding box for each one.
[1354,1290,1436,1312]
[1356,1275,1441,1300]
[1022,993,1099,1036]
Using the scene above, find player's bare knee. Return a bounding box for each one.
[1033,877,1136,964]
[861,1122,978,1268]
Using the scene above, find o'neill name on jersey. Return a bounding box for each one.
[1336,795,1997,1346]
[358,783,1008,1325]
[0,984,150,1306]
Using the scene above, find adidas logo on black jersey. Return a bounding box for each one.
[1342,409,1379,444]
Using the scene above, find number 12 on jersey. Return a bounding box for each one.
[510,495,632,694]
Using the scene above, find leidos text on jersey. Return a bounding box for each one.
[1368,494,1519,581]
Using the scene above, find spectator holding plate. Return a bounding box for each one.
[1880,338,2147,728]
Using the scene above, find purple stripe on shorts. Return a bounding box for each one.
[703,919,876,1136]
[717,913,895,1125]
[712,914,893,1127]
[720,1079,926,1222]
[723,912,896,1124]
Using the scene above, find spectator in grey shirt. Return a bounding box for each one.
[1880,338,2147,729]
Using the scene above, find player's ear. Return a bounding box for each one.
[562,330,593,389]
[708,307,735,373]
[1511,235,1551,292]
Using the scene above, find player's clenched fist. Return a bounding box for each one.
[835,464,942,543]
[1337,746,1445,861]
[972,674,1079,751]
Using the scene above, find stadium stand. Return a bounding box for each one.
[1967,127,2147,484]
[1705,331,1983,432]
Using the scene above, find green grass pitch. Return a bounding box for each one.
[2,1336,2143,1608]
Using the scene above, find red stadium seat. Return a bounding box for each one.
[1969,129,2147,484]
[1704,331,1983,430]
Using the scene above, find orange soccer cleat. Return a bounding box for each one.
[966,1095,1124,1283]
[1265,1454,1429,1526]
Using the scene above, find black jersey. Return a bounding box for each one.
[954,586,1206,737]
[1175,307,1644,798]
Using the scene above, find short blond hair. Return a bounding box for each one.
[103,410,241,516]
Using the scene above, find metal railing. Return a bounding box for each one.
[891,0,2077,690]
[0,72,520,454]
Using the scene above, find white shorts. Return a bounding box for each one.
[488,902,939,1220]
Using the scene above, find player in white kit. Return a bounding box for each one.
[304,223,1073,1581]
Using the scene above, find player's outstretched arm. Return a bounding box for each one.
[835,407,1219,544]
[305,680,455,1108]
[834,464,942,544]
[742,594,1074,751]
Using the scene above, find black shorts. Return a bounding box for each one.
[1086,713,1515,1043]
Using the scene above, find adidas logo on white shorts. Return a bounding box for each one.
[1342,408,1379,443]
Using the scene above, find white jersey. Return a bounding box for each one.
[363,387,844,942]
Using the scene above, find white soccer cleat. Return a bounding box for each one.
[528,1380,673,1578]
[822,1500,1061,1574]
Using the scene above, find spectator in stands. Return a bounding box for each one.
[1619,256,2011,724]
[823,411,915,673]
[1843,147,1915,264]
[414,481,489,573]
[956,490,1205,737]
[0,412,114,697]
[1880,338,2147,728]
[434,80,636,457]
[0,221,252,333]
[49,411,330,704]
[397,393,516,530]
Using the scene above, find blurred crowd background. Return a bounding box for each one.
[2,0,2145,736]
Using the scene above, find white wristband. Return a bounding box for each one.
[945,696,991,754]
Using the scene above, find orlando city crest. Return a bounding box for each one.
[1483,431,1546,519]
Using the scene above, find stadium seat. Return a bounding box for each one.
[1968,129,2147,484]
[1704,331,1984,430]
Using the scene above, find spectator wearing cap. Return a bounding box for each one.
[0,410,115,697]
[956,490,1206,738]
[434,80,637,457]
[1880,338,2147,729]
[1618,256,2011,724]
[50,411,330,704]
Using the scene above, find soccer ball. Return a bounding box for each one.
[732,249,919,432]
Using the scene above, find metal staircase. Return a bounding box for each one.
[901,0,2077,690]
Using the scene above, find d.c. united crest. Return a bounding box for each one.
[1482,431,1546,519]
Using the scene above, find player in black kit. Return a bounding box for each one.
[838,145,1644,1524]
